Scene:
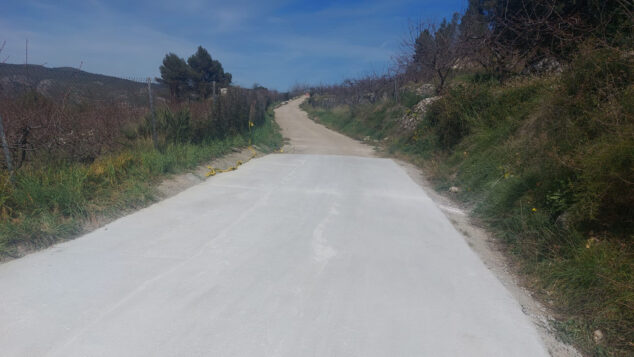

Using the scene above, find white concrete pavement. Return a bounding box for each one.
[0,154,548,356]
[0,98,549,356]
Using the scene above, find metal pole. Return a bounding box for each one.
[212,81,216,97]
[147,78,159,150]
[0,114,14,181]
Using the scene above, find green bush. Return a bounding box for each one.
[163,109,192,144]
[400,90,424,108]
[546,46,634,235]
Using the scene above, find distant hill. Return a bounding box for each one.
[0,63,168,105]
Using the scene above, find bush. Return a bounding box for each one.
[400,90,424,108]
[421,83,497,149]
[164,109,192,144]
[546,45,634,235]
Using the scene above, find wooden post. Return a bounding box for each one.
[0,115,14,181]
[212,81,216,97]
[248,101,255,145]
[394,77,399,103]
[146,78,159,150]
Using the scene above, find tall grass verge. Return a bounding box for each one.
[0,105,282,257]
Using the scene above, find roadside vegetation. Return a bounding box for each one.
[303,1,633,355]
[0,46,286,258]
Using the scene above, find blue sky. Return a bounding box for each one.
[1,0,466,90]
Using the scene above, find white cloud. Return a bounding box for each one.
[1,22,196,77]
[2,0,436,89]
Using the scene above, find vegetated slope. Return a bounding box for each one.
[303,47,633,356]
[0,63,166,105]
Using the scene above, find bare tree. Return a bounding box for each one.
[411,13,462,94]
[0,41,9,64]
[461,0,634,76]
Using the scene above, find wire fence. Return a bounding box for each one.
[0,64,158,100]
[0,63,285,179]
[0,64,158,176]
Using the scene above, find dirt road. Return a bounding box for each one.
[0,97,550,356]
[276,96,374,156]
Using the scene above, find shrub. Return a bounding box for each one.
[546,45,634,235]
[164,109,192,144]
[421,84,495,149]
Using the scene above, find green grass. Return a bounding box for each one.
[0,105,283,257]
[306,55,633,355]
[301,99,407,142]
[251,106,284,151]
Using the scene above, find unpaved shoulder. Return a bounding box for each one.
[395,158,580,357]
[157,147,263,198]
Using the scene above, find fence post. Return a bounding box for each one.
[248,101,255,145]
[394,77,399,103]
[146,78,159,150]
[0,114,14,182]
[212,81,216,97]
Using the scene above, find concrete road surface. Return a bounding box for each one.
[0,97,548,356]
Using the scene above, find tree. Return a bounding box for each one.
[413,13,461,94]
[463,0,634,75]
[157,53,191,99]
[458,1,497,72]
[187,46,232,99]
[158,47,233,100]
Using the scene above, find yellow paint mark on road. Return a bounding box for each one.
[206,146,258,177]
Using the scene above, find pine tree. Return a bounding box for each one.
[187,46,232,99]
[157,53,191,99]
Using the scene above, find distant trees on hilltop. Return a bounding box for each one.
[158,46,232,100]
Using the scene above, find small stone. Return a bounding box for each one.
[449,186,460,193]
[593,329,604,344]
